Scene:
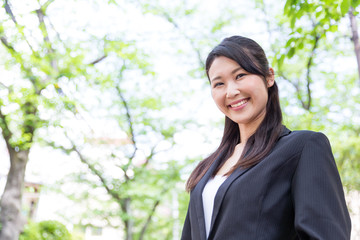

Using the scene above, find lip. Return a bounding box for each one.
[228,98,250,110]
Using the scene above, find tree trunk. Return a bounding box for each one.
[124,198,133,240]
[349,8,360,85]
[0,150,29,240]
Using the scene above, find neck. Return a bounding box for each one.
[239,126,255,143]
[238,115,265,143]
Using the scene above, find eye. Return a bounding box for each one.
[235,73,246,80]
[212,82,223,88]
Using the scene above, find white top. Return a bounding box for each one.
[202,175,227,238]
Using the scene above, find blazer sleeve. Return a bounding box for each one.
[181,207,192,240]
[291,132,351,239]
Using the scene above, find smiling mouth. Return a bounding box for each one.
[229,98,249,108]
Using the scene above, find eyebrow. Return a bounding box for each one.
[210,67,243,82]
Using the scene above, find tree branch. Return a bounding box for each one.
[277,31,320,111]
[143,143,174,166]
[138,3,205,69]
[35,6,58,71]
[349,7,360,85]
[0,36,15,52]
[40,0,55,12]
[0,106,13,151]
[277,71,308,109]
[260,0,310,110]
[0,82,10,89]
[3,0,35,53]
[36,8,51,45]
[38,0,66,47]
[138,187,169,240]
[54,136,123,203]
[73,147,122,202]
[142,145,156,166]
[48,138,133,236]
[121,197,133,240]
[116,65,137,162]
[89,55,108,65]
[303,33,320,110]
[0,18,41,94]
[163,13,205,70]
[4,0,17,24]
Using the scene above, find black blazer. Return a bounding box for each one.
[181,127,351,240]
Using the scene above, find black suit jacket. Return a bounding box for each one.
[181,127,351,240]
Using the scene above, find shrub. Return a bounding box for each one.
[20,220,71,240]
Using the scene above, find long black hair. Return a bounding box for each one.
[186,36,283,192]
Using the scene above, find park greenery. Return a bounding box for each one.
[19,220,72,240]
[0,0,359,239]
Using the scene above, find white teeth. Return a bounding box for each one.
[231,99,248,108]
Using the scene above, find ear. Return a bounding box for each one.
[266,68,275,87]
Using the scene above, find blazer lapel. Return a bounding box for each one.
[208,126,291,235]
[209,166,251,234]
[192,152,225,240]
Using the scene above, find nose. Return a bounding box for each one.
[226,81,240,98]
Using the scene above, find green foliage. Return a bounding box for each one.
[19,222,41,240]
[270,0,360,192]
[281,0,360,60]
[19,221,72,240]
[341,0,351,15]
[280,0,357,69]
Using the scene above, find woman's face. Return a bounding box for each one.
[208,56,274,129]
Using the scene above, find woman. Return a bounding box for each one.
[181,36,351,240]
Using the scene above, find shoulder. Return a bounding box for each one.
[275,127,331,156]
[281,127,329,144]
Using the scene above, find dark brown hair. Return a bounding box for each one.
[186,36,283,192]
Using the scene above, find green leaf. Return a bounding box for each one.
[329,24,338,32]
[352,0,360,8]
[284,0,296,15]
[277,54,285,69]
[290,16,296,28]
[298,41,304,49]
[287,47,296,58]
[340,0,351,15]
[285,38,295,48]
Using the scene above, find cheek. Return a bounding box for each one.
[211,90,217,102]
[258,91,269,107]
[250,82,268,101]
[211,91,222,104]
[211,90,221,101]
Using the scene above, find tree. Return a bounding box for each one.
[40,1,242,238]
[283,0,360,84]
[48,65,189,239]
[1,0,199,239]
[0,1,102,238]
[256,0,360,191]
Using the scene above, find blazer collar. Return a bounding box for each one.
[192,125,291,240]
[279,125,291,139]
[209,166,250,237]
[193,151,225,240]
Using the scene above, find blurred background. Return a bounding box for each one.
[0,0,359,239]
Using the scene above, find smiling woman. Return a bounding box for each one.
[209,56,274,137]
[181,36,351,240]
